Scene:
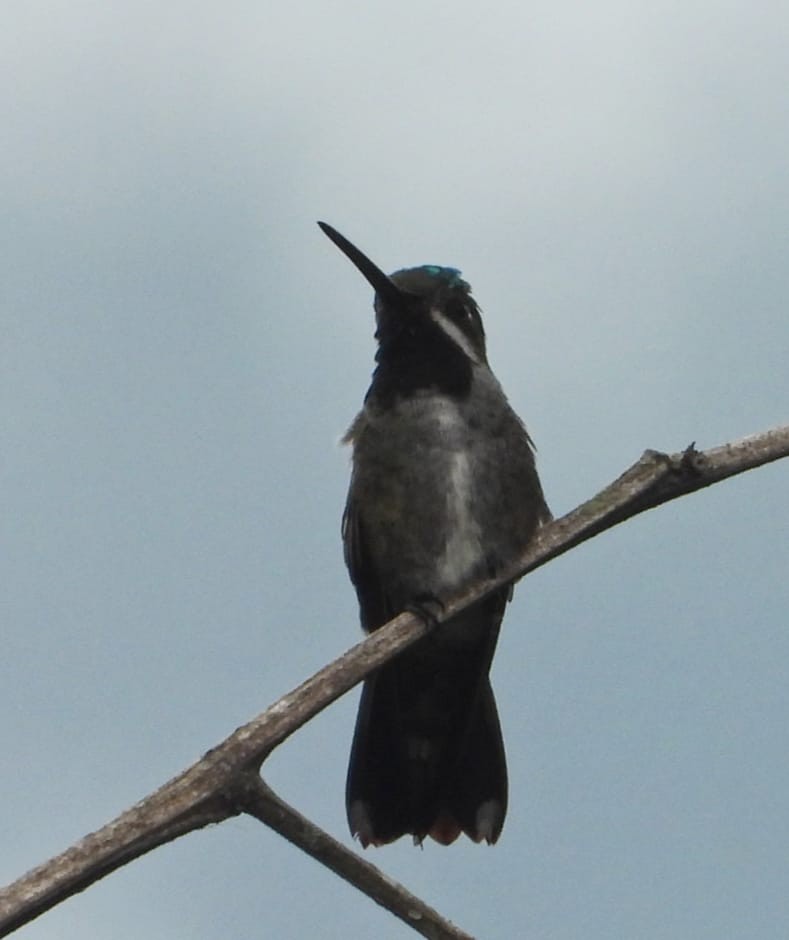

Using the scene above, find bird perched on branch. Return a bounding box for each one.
[319,222,550,847]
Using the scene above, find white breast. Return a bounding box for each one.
[436,445,483,590]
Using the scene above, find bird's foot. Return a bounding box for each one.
[406,593,445,628]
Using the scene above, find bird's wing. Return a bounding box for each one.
[342,494,392,633]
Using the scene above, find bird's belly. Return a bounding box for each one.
[355,396,493,596]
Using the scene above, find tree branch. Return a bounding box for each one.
[1,425,787,938]
[237,773,473,939]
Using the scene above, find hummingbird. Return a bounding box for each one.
[319,222,550,847]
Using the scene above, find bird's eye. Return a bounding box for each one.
[445,299,472,323]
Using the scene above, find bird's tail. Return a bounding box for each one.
[346,649,508,847]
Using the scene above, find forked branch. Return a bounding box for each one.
[1,425,787,939]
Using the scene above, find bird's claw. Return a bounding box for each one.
[406,593,445,628]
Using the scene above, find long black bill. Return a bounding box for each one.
[317,222,405,308]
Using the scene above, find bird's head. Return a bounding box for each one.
[318,222,488,373]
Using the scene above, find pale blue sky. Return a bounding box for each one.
[2,3,788,938]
